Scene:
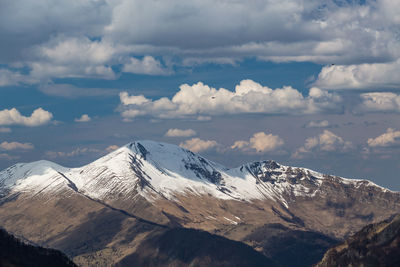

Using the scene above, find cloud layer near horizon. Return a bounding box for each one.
[0,141,34,151]
[165,128,196,137]
[231,132,284,154]
[293,130,352,158]
[368,128,400,148]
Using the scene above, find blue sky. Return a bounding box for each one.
[1,0,400,190]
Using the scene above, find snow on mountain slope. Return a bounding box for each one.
[64,141,233,202]
[0,160,71,197]
[0,140,392,206]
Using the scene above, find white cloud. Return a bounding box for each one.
[197,116,212,121]
[231,131,284,153]
[119,80,342,119]
[315,60,400,90]
[0,108,53,127]
[45,147,100,158]
[75,114,91,122]
[179,138,218,153]
[367,128,400,148]
[0,69,33,86]
[122,56,171,75]
[165,128,196,137]
[293,130,352,158]
[305,120,330,128]
[0,141,34,151]
[358,92,400,112]
[0,127,11,133]
[120,92,150,105]
[106,145,119,152]
[29,37,118,81]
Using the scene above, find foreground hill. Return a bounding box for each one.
[0,228,76,267]
[0,140,399,266]
[316,214,400,267]
[116,228,274,267]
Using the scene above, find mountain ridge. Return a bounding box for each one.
[1,140,392,205]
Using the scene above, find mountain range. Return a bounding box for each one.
[1,140,399,266]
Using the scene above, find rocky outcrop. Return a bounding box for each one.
[316,214,400,267]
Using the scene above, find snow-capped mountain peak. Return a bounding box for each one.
[125,140,227,184]
[0,160,70,197]
[0,140,392,207]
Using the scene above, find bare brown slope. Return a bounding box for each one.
[0,187,277,267]
[147,172,400,265]
[0,187,167,266]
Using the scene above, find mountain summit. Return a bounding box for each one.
[1,140,400,266]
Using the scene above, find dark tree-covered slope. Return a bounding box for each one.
[0,228,76,267]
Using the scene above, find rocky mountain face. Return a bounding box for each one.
[1,140,400,266]
[316,214,400,267]
[0,227,76,267]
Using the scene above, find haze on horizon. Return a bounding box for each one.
[1,0,400,190]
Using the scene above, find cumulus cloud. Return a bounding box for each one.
[0,127,11,133]
[179,138,218,153]
[293,130,352,158]
[367,128,400,148]
[315,60,400,90]
[119,80,342,120]
[358,92,400,113]
[122,56,171,75]
[165,128,196,137]
[231,132,284,153]
[45,147,100,158]
[0,108,53,127]
[75,114,91,122]
[0,141,34,151]
[304,120,330,128]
